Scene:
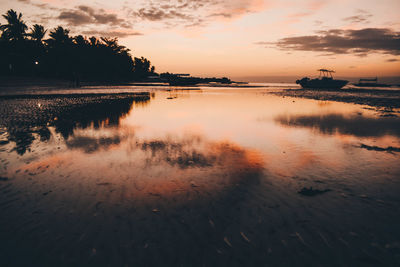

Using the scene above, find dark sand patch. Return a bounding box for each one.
[275,113,400,137]
[359,144,400,153]
[270,88,400,111]
[298,187,332,196]
[0,93,150,155]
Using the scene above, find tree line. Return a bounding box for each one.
[0,9,156,82]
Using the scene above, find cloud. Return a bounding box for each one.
[343,9,373,24]
[16,2,137,37]
[264,28,400,56]
[343,14,372,24]
[209,0,265,18]
[128,0,264,27]
[135,7,193,21]
[58,10,92,25]
[81,29,143,38]
[16,0,265,30]
[57,5,131,28]
[16,0,56,10]
[386,58,399,62]
[208,12,233,18]
[284,1,328,24]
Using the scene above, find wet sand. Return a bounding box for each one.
[270,88,400,114]
[1,89,400,266]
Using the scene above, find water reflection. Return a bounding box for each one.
[1,130,268,266]
[275,113,400,137]
[140,138,214,169]
[0,93,150,154]
[40,131,265,198]
[66,135,122,153]
[0,93,265,198]
[1,89,400,266]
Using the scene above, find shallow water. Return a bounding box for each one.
[1,86,400,266]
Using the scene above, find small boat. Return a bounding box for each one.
[296,69,348,89]
[353,77,391,87]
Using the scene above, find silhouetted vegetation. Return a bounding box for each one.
[160,72,232,86]
[0,9,156,83]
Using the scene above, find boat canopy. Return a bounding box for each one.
[317,69,335,73]
[318,69,335,78]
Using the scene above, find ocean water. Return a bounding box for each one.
[0,86,399,266]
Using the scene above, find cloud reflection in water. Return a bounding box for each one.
[275,113,400,137]
[16,132,265,206]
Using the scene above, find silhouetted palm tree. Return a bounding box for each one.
[1,10,156,81]
[133,57,154,80]
[0,9,27,41]
[73,35,88,46]
[47,26,71,46]
[29,24,46,43]
[89,36,99,47]
[101,37,128,54]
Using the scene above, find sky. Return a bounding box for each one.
[1,0,399,80]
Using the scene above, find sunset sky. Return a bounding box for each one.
[1,0,399,79]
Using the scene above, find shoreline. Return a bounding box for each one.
[2,78,400,112]
[0,77,261,92]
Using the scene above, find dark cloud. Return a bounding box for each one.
[78,5,129,26]
[57,5,131,28]
[209,13,233,18]
[386,58,399,62]
[82,29,143,38]
[135,7,193,21]
[264,28,400,56]
[129,3,208,28]
[58,10,92,25]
